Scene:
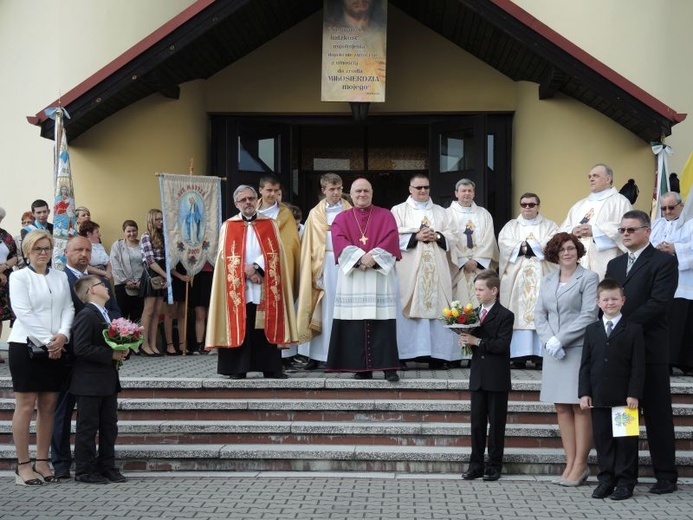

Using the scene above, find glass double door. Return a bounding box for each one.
[211,114,512,228]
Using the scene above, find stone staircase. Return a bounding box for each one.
[1,366,693,475]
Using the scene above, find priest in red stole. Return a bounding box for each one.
[326,178,402,382]
[205,185,298,379]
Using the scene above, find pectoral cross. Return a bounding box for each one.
[359,234,368,245]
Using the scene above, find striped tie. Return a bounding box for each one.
[626,253,636,275]
[606,320,613,337]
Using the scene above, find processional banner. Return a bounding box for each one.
[158,174,222,283]
[48,107,78,271]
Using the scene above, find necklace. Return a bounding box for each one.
[353,207,373,245]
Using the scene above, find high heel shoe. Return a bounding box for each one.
[15,461,43,486]
[32,459,60,483]
[559,467,590,487]
[165,343,179,356]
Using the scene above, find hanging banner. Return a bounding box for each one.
[321,0,387,102]
[47,107,78,270]
[158,173,222,279]
[650,142,672,222]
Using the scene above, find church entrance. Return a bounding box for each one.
[211,114,513,229]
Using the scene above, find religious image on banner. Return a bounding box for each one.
[321,0,387,102]
[158,173,222,279]
[47,107,78,270]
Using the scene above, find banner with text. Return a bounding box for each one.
[321,0,387,102]
[159,173,222,278]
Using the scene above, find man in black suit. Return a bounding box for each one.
[459,270,514,481]
[51,236,121,479]
[71,275,127,484]
[605,210,679,494]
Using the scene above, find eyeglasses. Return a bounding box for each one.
[519,202,538,209]
[91,281,105,289]
[32,247,51,254]
[236,196,257,203]
[410,185,430,190]
[558,246,577,253]
[617,225,649,234]
[661,204,681,211]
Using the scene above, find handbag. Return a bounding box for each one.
[27,337,48,359]
[144,267,165,291]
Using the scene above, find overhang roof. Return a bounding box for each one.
[28,0,686,142]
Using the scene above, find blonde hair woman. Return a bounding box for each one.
[8,230,74,485]
[139,209,169,356]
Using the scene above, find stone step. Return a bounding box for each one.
[3,420,693,450]
[1,443,691,476]
[3,377,693,402]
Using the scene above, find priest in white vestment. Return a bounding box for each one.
[447,178,499,307]
[498,193,558,368]
[651,191,693,373]
[391,174,459,367]
[296,174,351,369]
[559,163,632,279]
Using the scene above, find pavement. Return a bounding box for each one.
[0,472,692,519]
[2,349,693,519]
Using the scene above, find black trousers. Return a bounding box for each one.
[74,394,118,476]
[51,382,76,475]
[217,303,282,376]
[642,363,678,482]
[592,407,638,487]
[469,389,509,471]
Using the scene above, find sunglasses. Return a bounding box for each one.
[520,202,538,209]
[661,204,680,211]
[617,225,649,234]
[410,185,430,191]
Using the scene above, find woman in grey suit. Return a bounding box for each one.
[535,232,599,486]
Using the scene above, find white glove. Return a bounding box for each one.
[545,336,565,359]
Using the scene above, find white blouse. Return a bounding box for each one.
[8,267,75,345]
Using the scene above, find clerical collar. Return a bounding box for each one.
[326,200,342,209]
[587,187,616,202]
[242,214,258,222]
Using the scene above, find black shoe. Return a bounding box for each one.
[228,373,247,379]
[75,473,109,484]
[263,372,289,379]
[482,468,501,481]
[511,361,527,369]
[591,483,615,499]
[649,480,677,494]
[462,468,484,480]
[304,360,325,371]
[102,468,127,483]
[354,372,373,380]
[54,472,72,480]
[428,359,445,370]
[384,370,399,382]
[610,485,633,500]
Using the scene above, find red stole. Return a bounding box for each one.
[222,218,287,347]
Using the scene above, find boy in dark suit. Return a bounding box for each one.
[71,275,128,484]
[459,270,514,481]
[579,278,645,501]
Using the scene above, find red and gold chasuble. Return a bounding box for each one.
[208,217,297,348]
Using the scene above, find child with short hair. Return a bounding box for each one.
[459,270,514,481]
[579,278,645,500]
[71,275,128,484]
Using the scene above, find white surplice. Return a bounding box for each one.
[559,187,632,279]
[446,201,499,307]
[498,214,558,358]
[391,197,459,360]
[651,217,693,299]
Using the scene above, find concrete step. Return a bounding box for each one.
[2,443,691,476]
[4,420,693,450]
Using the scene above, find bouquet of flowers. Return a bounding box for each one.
[441,301,479,357]
[102,317,144,352]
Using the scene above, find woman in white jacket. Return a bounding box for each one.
[8,230,74,485]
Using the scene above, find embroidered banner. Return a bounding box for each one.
[48,107,78,270]
[158,173,222,278]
